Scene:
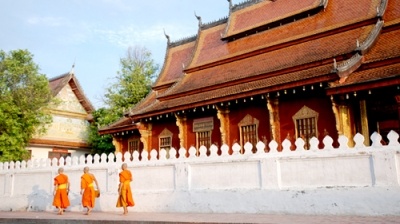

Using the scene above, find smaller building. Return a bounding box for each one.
[27,69,95,160]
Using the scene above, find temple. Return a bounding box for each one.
[99,0,400,158]
[27,68,95,159]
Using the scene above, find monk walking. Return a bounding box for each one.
[80,166,100,215]
[52,167,70,215]
[116,163,135,215]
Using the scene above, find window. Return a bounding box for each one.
[160,136,172,150]
[128,138,140,154]
[196,131,211,149]
[241,124,258,147]
[239,115,259,153]
[193,117,214,156]
[292,105,319,149]
[159,128,173,158]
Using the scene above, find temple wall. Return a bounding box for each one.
[1,132,400,215]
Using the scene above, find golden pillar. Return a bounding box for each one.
[331,97,355,146]
[138,122,152,152]
[359,100,370,146]
[112,137,122,154]
[175,113,187,149]
[217,105,230,146]
[267,97,281,143]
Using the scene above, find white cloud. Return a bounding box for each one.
[94,23,197,48]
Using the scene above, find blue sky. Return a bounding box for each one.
[0,0,231,108]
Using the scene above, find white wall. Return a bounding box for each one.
[1,131,400,215]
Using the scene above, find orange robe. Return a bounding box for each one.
[116,170,135,207]
[81,173,96,208]
[52,174,70,209]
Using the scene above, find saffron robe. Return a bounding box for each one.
[81,173,96,208]
[116,170,135,207]
[52,173,70,209]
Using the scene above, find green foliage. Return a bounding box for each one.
[104,46,158,118]
[0,49,53,162]
[87,108,115,155]
[88,46,158,155]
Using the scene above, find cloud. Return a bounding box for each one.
[94,23,196,48]
[27,16,69,27]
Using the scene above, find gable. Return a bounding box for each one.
[53,83,87,114]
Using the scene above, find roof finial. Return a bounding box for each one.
[194,11,202,27]
[227,0,233,9]
[163,29,170,44]
[69,62,75,75]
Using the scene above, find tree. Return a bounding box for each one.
[105,46,158,118]
[0,49,53,162]
[88,46,159,155]
[87,108,115,155]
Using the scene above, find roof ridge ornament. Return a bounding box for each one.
[163,29,170,45]
[355,19,384,55]
[319,0,329,9]
[376,0,388,18]
[227,0,233,9]
[194,11,202,27]
[69,63,75,75]
[332,53,363,78]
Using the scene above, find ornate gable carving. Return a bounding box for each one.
[159,128,173,137]
[239,114,259,126]
[292,105,319,121]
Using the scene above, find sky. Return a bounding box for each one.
[0,0,231,108]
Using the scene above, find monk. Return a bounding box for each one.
[116,163,135,215]
[52,167,70,215]
[80,166,100,215]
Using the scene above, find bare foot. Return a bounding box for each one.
[87,207,92,215]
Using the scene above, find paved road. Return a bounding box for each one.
[0,211,399,224]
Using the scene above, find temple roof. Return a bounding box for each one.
[327,23,400,93]
[153,36,197,90]
[49,70,95,114]
[103,0,399,130]
[187,0,381,70]
[223,0,326,40]
[126,0,390,120]
[98,116,133,134]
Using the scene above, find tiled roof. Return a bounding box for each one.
[364,29,400,63]
[48,71,95,114]
[223,0,322,39]
[328,63,400,90]
[49,72,72,96]
[163,26,373,98]
[327,25,400,91]
[131,64,335,118]
[98,116,135,134]
[188,0,381,69]
[154,39,196,88]
[122,0,395,123]
[383,0,400,26]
